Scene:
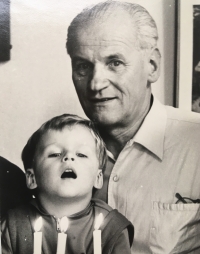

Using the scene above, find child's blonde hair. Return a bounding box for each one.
[22,114,107,171]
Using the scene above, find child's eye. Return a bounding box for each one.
[76,153,87,158]
[48,153,61,158]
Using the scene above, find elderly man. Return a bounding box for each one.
[66,1,200,253]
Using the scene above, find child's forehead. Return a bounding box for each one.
[41,125,97,146]
[53,124,93,136]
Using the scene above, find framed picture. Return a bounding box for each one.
[176,0,200,112]
[0,0,11,61]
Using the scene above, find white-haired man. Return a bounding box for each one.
[66,1,200,253]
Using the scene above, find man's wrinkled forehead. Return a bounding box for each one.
[70,11,136,55]
[81,8,134,34]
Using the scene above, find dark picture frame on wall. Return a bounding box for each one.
[176,0,200,113]
[0,0,11,62]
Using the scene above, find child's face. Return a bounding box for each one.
[27,125,102,201]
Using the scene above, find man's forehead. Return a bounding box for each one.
[73,19,136,49]
[75,38,133,48]
[76,9,135,39]
[71,38,136,62]
[87,6,132,24]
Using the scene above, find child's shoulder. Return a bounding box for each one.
[92,198,133,236]
[91,198,134,250]
[92,198,131,226]
[92,198,113,212]
[1,204,35,254]
[5,203,31,219]
[3,201,37,229]
[7,203,32,216]
[92,198,118,222]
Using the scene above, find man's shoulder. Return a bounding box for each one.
[165,106,200,135]
[166,105,200,125]
[164,105,200,148]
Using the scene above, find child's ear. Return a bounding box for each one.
[26,169,37,189]
[94,169,103,189]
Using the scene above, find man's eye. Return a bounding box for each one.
[48,153,61,158]
[109,60,123,67]
[77,63,90,70]
[76,153,87,158]
[73,62,93,76]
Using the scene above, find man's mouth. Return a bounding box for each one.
[89,97,116,103]
[61,169,77,179]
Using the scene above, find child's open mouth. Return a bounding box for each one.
[61,169,77,179]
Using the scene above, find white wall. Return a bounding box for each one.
[0,0,175,169]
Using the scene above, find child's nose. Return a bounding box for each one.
[63,154,74,162]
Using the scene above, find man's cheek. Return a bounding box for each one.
[72,72,79,83]
[73,73,86,84]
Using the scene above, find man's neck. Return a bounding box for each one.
[98,98,152,159]
[38,194,91,218]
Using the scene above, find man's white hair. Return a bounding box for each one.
[67,1,159,54]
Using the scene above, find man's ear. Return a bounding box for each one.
[26,169,37,189]
[147,48,161,83]
[94,169,103,189]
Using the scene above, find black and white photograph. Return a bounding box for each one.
[1,0,200,253]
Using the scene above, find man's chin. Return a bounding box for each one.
[86,112,119,127]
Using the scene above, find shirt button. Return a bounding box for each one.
[113,175,119,182]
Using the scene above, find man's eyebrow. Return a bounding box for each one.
[107,54,124,60]
[72,56,89,62]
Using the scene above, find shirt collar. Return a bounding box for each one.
[106,150,116,162]
[106,96,167,161]
[30,198,93,218]
[133,96,167,160]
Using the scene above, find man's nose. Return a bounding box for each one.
[89,64,109,92]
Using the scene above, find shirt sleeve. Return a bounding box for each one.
[111,229,131,254]
[1,218,13,254]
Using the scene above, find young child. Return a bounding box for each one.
[1,114,134,254]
